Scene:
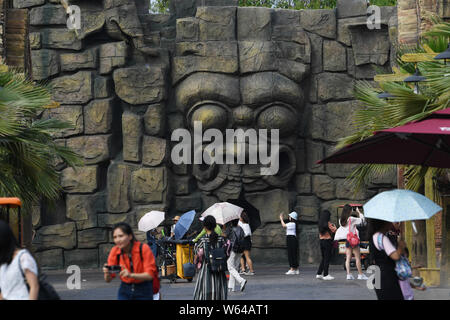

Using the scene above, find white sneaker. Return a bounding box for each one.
[245,271,255,276]
[295,270,300,275]
[323,275,334,280]
[316,275,323,279]
[357,274,368,280]
[285,270,296,275]
[346,274,355,280]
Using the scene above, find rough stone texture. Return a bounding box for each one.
[51,71,94,104]
[295,195,320,222]
[66,135,112,165]
[312,175,336,200]
[66,194,99,230]
[350,26,391,66]
[64,249,99,268]
[41,28,82,50]
[175,194,202,213]
[60,48,98,72]
[336,0,368,18]
[298,224,321,264]
[33,222,76,251]
[61,166,98,194]
[43,105,83,138]
[29,32,41,50]
[237,7,272,41]
[317,73,355,102]
[31,49,59,80]
[245,189,291,224]
[84,98,115,134]
[173,175,195,196]
[35,249,63,270]
[299,9,336,39]
[77,229,109,249]
[252,223,287,248]
[107,162,132,213]
[196,6,236,41]
[113,66,167,105]
[13,0,45,8]
[144,104,165,136]
[94,76,114,99]
[131,167,169,204]
[98,213,135,228]
[337,16,367,46]
[122,111,143,163]
[305,140,325,174]
[323,40,346,71]
[99,41,128,74]
[142,136,168,167]
[295,174,312,194]
[29,4,66,25]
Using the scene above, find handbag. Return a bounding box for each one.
[377,234,412,280]
[18,251,60,300]
[347,218,360,248]
[182,245,196,278]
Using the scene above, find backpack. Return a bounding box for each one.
[230,226,245,254]
[346,218,360,248]
[206,240,228,273]
[18,250,60,300]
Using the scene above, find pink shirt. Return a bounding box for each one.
[372,232,397,256]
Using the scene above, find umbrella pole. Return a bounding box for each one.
[425,171,437,269]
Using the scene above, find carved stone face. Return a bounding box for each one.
[173,6,311,200]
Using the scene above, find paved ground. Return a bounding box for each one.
[45,264,450,300]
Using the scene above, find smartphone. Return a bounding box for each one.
[106,265,121,273]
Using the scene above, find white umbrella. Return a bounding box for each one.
[200,202,243,225]
[138,211,165,232]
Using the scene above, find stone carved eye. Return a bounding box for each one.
[255,103,298,137]
[187,101,231,132]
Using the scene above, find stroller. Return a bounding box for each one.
[157,237,195,283]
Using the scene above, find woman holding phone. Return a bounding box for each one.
[103,222,159,300]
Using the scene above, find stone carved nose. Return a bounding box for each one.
[232,105,254,127]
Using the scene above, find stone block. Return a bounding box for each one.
[336,0,367,18]
[245,189,291,224]
[144,104,165,136]
[299,9,336,39]
[196,6,236,41]
[317,73,354,102]
[295,195,320,222]
[337,16,367,46]
[113,65,167,105]
[350,25,390,66]
[61,166,98,194]
[64,249,99,268]
[98,213,135,228]
[307,32,323,74]
[77,7,106,40]
[78,228,109,249]
[99,41,128,74]
[51,71,94,104]
[175,194,202,213]
[44,105,83,138]
[272,8,301,26]
[60,48,99,72]
[107,162,133,213]
[33,222,77,250]
[305,140,325,174]
[35,249,63,270]
[66,195,98,230]
[31,49,60,81]
[295,174,311,194]
[122,111,143,163]
[239,41,277,74]
[173,176,195,196]
[30,4,66,25]
[131,167,169,204]
[335,178,368,200]
[237,7,272,41]
[66,135,112,165]
[142,136,168,167]
[13,0,45,8]
[41,28,82,50]
[176,17,199,42]
[323,40,346,71]
[298,224,321,264]
[84,98,115,134]
[312,174,336,200]
[251,224,287,248]
[94,76,114,99]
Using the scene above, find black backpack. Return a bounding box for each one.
[231,226,245,254]
[207,240,228,273]
[18,250,60,300]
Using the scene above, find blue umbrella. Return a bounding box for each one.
[363,189,442,222]
[174,210,196,240]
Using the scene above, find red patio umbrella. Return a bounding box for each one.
[317,108,450,168]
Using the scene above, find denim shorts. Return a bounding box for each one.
[345,240,360,248]
[118,281,153,300]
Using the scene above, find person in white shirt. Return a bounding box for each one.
[334,205,368,280]
[279,212,299,275]
[0,221,39,300]
[238,212,254,275]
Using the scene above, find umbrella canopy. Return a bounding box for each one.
[363,189,442,222]
[318,108,450,168]
[138,210,165,232]
[227,198,261,232]
[201,202,244,225]
[174,210,196,240]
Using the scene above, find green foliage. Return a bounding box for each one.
[150,0,170,13]
[0,64,82,211]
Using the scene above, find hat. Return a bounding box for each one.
[288,211,298,220]
[173,215,181,222]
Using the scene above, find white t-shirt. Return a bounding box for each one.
[238,221,252,237]
[286,222,296,236]
[0,249,38,300]
[334,214,365,241]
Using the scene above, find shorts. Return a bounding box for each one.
[345,240,360,248]
[242,236,252,251]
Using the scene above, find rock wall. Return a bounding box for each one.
[22,0,398,269]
